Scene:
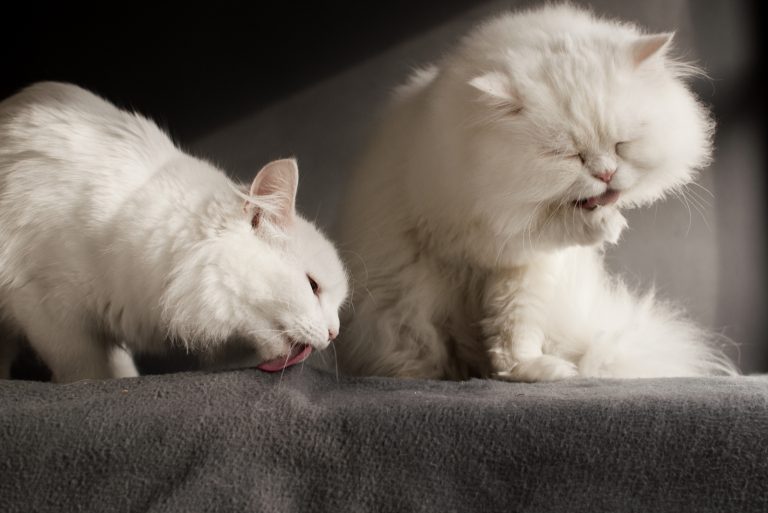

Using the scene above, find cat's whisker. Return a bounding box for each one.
[684,189,715,228]
[565,197,577,240]
[523,201,546,252]
[535,204,558,246]
[331,341,340,382]
[277,341,297,386]
[572,200,582,238]
[349,276,376,308]
[682,187,709,213]
[523,203,538,251]
[248,328,301,334]
[685,184,714,206]
[680,186,712,233]
[671,188,694,236]
[687,180,715,198]
[340,249,379,307]
[494,219,520,266]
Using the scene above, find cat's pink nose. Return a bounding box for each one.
[593,169,616,183]
[328,329,338,341]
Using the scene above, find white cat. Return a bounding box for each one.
[336,5,737,381]
[0,82,348,383]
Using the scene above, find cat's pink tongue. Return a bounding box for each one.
[257,344,313,372]
[577,189,620,210]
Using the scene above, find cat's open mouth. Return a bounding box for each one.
[256,344,312,372]
[573,189,620,211]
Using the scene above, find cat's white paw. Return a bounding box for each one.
[599,208,628,244]
[577,207,627,245]
[494,355,578,382]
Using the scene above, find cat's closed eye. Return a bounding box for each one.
[564,152,585,164]
[307,275,319,296]
[615,141,629,157]
[543,149,584,164]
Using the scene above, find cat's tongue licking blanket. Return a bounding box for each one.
[257,345,312,372]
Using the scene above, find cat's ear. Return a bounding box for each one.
[469,72,521,112]
[632,33,674,67]
[248,158,298,228]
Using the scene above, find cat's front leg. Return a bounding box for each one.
[9,295,117,382]
[27,326,115,383]
[109,346,139,378]
[481,264,577,382]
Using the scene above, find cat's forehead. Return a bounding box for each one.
[512,43,647,147]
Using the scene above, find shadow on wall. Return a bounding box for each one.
[687,1,767,372]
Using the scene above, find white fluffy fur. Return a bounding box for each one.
[0,82,348,383]
[337,5,736,381]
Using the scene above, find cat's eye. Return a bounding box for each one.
[307,275,319,296]
[615,142,628,155]
[567,153,585,164]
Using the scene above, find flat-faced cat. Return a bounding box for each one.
[0,82,348,383]
[336,5,736,381]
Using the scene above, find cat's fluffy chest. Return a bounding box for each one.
[426,246,584,379]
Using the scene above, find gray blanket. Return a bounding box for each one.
[1,368,767,512]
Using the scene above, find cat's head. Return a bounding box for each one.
[162,159,348,371]
[432,6,713,255]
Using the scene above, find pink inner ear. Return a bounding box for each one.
[469,72,522,112]
[469,72,511,99]
[632,33,673,66]
[248,158,299,227]
[251,209,261,229]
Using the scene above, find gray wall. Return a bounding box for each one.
[191,1,765,372]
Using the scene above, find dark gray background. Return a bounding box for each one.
[1,0,765,374]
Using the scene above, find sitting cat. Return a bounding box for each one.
[336,5,736,381]
[0,82,348,383]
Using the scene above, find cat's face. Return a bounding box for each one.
[236,160,348,370]
[444,9,713,253]
[257,216,349,363]
[164,159,348,370]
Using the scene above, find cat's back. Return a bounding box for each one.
[0,82,183,230]
[0,82,176,180]
[0,83,185,282]
[339,66,436,241]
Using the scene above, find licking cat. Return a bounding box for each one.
[0,82,348,383]
[336,5,736,381]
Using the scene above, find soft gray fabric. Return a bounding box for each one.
[1,369,767,512]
